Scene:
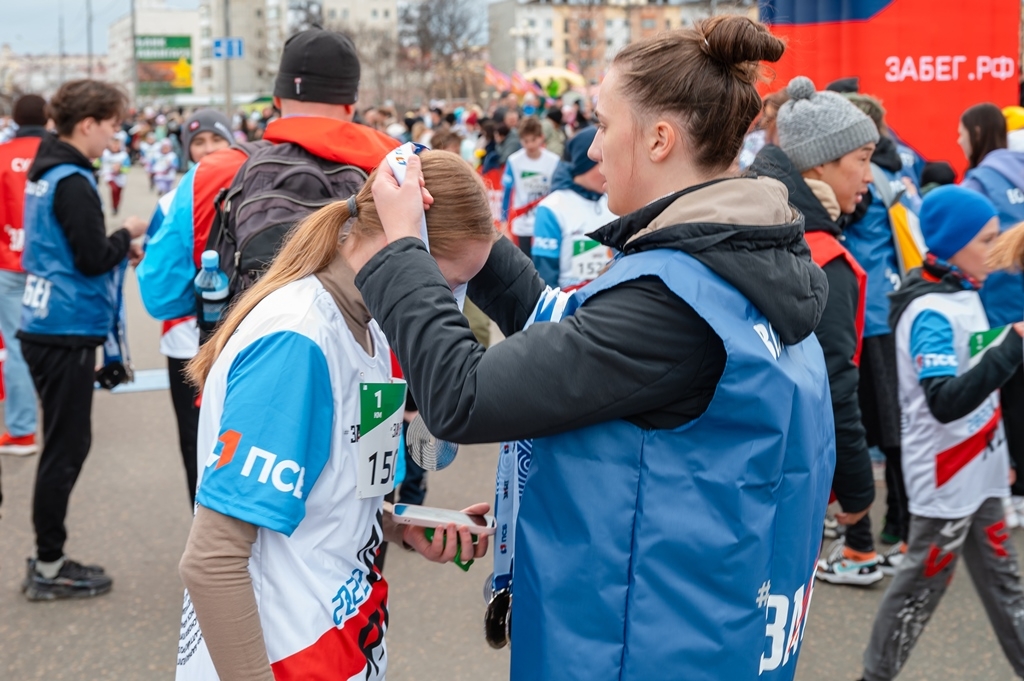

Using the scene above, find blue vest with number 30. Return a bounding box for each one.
[21,164,118,338]
[964,165,1024,327]
[511,249,835,681]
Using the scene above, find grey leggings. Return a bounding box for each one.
[862,497,1024,680]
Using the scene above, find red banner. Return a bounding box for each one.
[762,0,1020,173]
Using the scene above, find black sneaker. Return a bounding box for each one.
[21,557,113,601]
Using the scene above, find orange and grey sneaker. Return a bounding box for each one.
[816,538,884,586]
[0,432,37,456]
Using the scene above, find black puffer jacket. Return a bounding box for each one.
[751,144,874,514]
[355,175,828,445]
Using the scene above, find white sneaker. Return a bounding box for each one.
[1012,497,1024,528]
[878,542,907,576]
[1005,498,1020,529]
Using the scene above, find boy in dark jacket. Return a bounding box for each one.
[18,80,148,600]
[752,75,884,585]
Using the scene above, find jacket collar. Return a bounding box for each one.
[262,117,399,172]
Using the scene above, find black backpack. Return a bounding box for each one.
[205,141,368,299]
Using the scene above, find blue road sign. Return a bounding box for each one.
[212,37,244,60]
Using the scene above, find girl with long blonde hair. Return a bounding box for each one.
[175,150,494,681]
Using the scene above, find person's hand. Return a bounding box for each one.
[128,242,144,267]
[403,502,491,564]
[123,215,148,239]
[835,505,871,526]
[1013,322,1024,338]
[371,154,434,245]
[1011,468,1017,486]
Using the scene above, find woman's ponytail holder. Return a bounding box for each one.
[346,195,358,218]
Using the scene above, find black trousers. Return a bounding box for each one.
[1003,367,1024,497]
[168,357,200,505]
[21,341,96,563]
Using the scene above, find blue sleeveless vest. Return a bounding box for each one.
[21,164,118,338]
[964,166,1024,327]
[511,249,835,681]
[843,164,912,338]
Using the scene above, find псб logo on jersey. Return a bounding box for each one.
[916,353,957,369]
[206,429,307,498]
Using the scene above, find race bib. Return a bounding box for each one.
[571,239,612,282]
[357,380,406,499]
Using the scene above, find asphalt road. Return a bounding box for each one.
[0,168,1019,680]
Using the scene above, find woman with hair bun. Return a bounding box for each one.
[357,15,834,681]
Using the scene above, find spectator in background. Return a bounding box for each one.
[496,107,521,164]
[502,117,560,259]
[99,137,131,215]
[1006,106,1024,152]
[542,108,567,158]
[0,94,47,458]
[152,139,179,196]
[532,126,616,289]
[919,161,956,196]
[429,129,463,155]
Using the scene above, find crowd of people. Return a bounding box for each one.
[1,13,1024,681]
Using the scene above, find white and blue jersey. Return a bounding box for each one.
[895,289,1009,519]
[532,189,616,289]
[177,275,392,681]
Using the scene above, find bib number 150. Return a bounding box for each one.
[357,381,406,499]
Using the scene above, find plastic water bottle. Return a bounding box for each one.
[194,250,230,332]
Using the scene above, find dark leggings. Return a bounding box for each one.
[168,356,200,506]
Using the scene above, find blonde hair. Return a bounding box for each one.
[988,221,1024,273]
[187,151,495,387]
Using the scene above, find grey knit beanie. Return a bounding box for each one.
[777,76,879,171]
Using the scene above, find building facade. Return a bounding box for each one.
[0,45,109,101]
[489,0,756,84]
[108,0,201,102]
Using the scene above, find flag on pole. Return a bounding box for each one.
[485,63,513,91]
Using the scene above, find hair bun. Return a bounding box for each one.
[786,76,816,101]
[698,15,785,68]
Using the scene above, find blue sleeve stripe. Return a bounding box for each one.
[909,309,958,380]
[136,168,199,320]
[197,330,335,536]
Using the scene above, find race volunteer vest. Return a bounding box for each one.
[0,135,41,273]
[964,166,1024,327]
[894,290,1010,520]
[806,231,867,366]
[512,249,835,681]
[535,189,616,289]
[21,164,118,338]
[843,164,911,337]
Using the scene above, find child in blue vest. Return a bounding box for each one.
[860,186,1024,680]
[18,80,148,601]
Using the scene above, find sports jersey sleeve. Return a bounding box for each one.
[501,163,514,222]
[136,168,198,320]
[196,331,335,536]
[909,310,958,380]
[532,205,562,288]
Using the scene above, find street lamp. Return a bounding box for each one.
[509,24,538,72]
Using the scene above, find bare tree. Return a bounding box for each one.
[288,1,324,34]
[325,20,401,106]
[400,0,485,102]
